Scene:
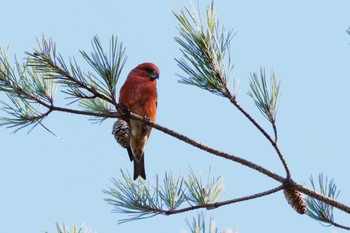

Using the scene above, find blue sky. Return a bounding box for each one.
[1,0,350,232]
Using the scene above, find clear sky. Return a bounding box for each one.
[1,0,350,233]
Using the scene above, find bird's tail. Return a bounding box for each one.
[127,147,134,161]
[133,155,146,180]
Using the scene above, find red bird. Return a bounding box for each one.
[119,63,159,180]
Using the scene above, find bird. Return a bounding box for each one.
[118,62,159,180]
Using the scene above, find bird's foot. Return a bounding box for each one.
[119,104,130,119]
[143,116,151,131]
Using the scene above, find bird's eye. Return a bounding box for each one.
[145,68,154,73]
[144,68,159,80]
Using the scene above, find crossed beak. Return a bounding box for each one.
[150,71,159,80]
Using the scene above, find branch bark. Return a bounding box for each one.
[159,185,284,215]
[291,182,350,214]
[17,98,350,216]
[227,95,291,180]
[128,112,350,216]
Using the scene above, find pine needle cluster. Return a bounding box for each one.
[104,169,224,223]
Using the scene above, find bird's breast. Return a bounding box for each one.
[119,77,158,122]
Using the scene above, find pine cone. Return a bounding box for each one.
[112,120,130,148]
[284,188,307,214]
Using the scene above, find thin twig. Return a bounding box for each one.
[331,221,350,231]
[30,52,117,107]
[129,112,285,184]
[291,182,350,214]
[15,84,120,120]
[272,122,278,143]
[227,94,291,180]
[154,185,284,215]
[126,112,350,216]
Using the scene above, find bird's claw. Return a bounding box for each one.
[143,116,151,131]
[143,116,150,122]
[119,103,130,119]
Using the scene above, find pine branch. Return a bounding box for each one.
[226,95,291,179]
[103,170,167,223]
[248,68,280,125]
[184,168,224,206]
[0,53,120,130]
[10,98,345,220]
[185,212,207,233]
[1,47,286,185]
[244,68,289,179]
[185,212,233,233]
[305,174,350,230]
[104,169,284,223]
[116,1,350,223]
[174,1,235,98]
[161,185,284,216]
[290,182,350,215]
[248,67,281,142]
[129,111,285,183]
[0,36,125,130]
[26,36,116,105]
[159,172,186,210]
[173,1,290,180]
[126,110,350,216]
[80,35,127,105]
[0,51,56,131]
[47,223,96,233]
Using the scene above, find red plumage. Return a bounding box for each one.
[119,63,159,180]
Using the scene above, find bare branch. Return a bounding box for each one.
[129,111,285,183]
[227,95,291,180]
[291,182,350,215]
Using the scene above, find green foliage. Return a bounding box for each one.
[27,36,93,97]
[0,48,55,132]
[80,35,127,101]
[186,212,207,233]
[78,97,114,124]
[47,223,96,233]
[0,35,124,132]
[159,172,186,210]
[104,170,161,223]
[103,168,224,223]
[248,67,281,124]
[27,35,123,104]
[306,174,340,226]
[174,0,235,97]
[0,93,47,132]
[185,168,224,205]
[186,212,231,233]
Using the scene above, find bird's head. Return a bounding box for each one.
[134,63,160,81]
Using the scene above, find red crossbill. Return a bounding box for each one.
[118,63,159,180]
